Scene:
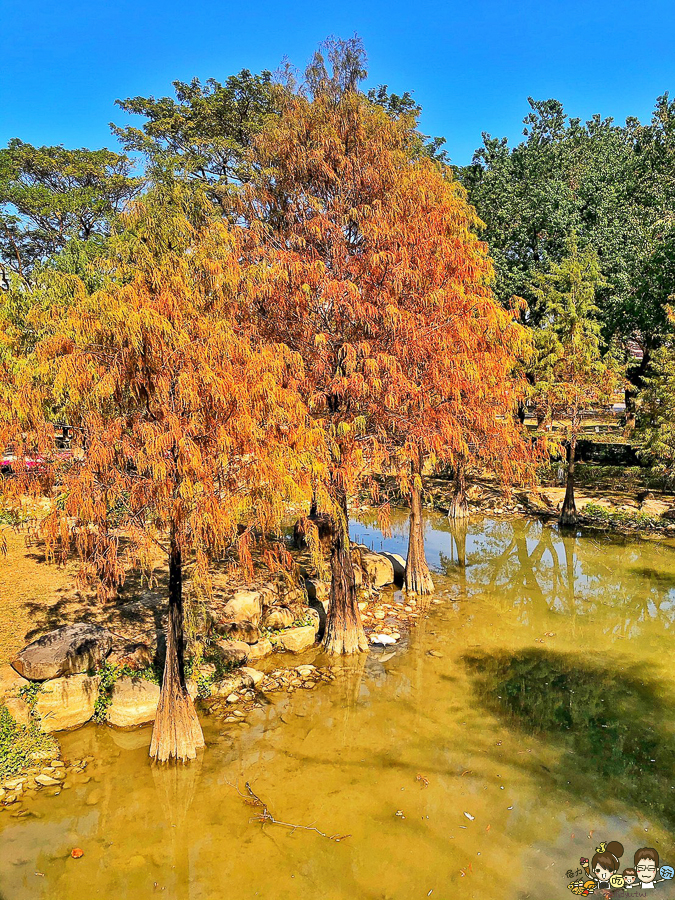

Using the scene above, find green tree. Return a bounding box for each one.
[0,140,141,281]
[459,97,672,409]
[638,311,675,487]
[529,236,622,526]
[112,70,281,203]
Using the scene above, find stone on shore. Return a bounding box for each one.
[11,624,113,681]
[35,674,101,732]
[239,667,265,688]
[221,622,260,644]
[246,638,273,660]
[223,590,263,627]
[358,550,395,588]
[262,607,295,629]
[380,552,406,583]
[277,625,316,653]
[107,677,160,728]
[305,578,329,603]
[216,639,250,666]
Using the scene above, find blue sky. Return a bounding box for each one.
[2,0,674,165]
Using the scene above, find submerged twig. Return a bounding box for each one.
[227,780,351,843]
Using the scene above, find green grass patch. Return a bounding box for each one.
[0,702,58,779]
[582,502,663,529]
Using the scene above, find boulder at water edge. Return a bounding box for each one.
[358,550,395,588]
[107,677,160,728]
[380,552,406,584]
[11,623,113,681]
[35,674,101,732]
[277,625,316,653]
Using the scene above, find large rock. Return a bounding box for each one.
[240,667,265,688]
[246,638,273,660]
[12,624,113,681]
[107,642,154,671]
[216,639,250,667]
[223,590,262,627]
[277,626,316,653]
[0,663,29,699]
[221,622,260,644]
[358,550,395,588]
[107,677,160,728]
[305,578,329,602]
[35,674,100,732]
[380,552,406,583]
[640,498,671,518]
[262,607,295,630]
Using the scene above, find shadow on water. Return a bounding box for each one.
[463,647,675,833]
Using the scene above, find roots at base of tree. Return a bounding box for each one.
[404,565,435,595]
[322,626,370,655]
[448,498,470,519]
[149,686,205,763]
[559,507,578,527]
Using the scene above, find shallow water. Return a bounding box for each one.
[3,514,675,899]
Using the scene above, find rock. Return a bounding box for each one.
[296,664,317,678]
[220,622,260,644]
[380,552,406,583]
[0,664,29,699]
[107,677,160,728]
[107,642,154,671]
[216,639,249,667]
[11,624,113,681]
[3,695,32,727]
[211,675,243,698]
[306,608,321,634]
[358,551,395,588]
[640,498,671,518]
[35,774,61,787]
[246,638,273,660]
[304,578,329,602]
[277,626,316,653]
[34,675,100,732]
[226,693,239,704]
[86,788,102,806]
[262,607,295,630]
[223,590,262,627]
[240,667,265,688]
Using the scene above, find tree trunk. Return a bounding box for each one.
[448,462,469,519]
[150,534,205,763]
[404,453,434,595]
[559,436,578,527]
[322,489,369,655]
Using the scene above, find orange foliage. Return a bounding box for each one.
[240,91,533,646]
[244,91,533,496]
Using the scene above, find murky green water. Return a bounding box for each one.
[3,514,675,899]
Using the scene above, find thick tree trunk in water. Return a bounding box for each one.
[404,456,434,595]
[448,463,469,519]
[559,436,578,527]
[322,490,369,655]
[150,536,205,762]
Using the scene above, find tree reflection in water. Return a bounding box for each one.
[464,648,675,832]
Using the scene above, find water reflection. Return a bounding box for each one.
[464,647,675,832]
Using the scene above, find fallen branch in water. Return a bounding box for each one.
[227,780,351,843]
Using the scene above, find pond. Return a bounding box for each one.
[2,512,675,899]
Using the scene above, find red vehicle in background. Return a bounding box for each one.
[0,425,73,476]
